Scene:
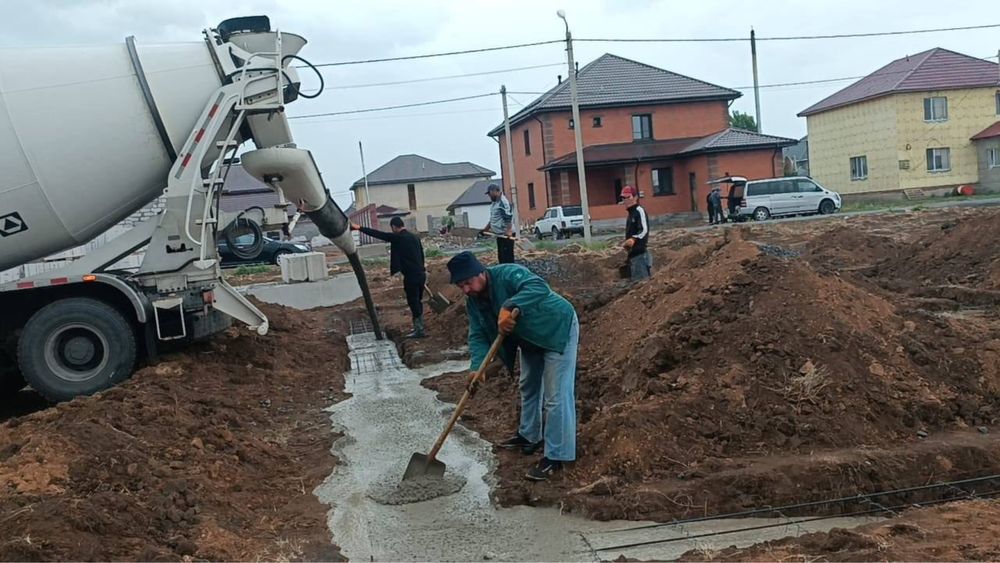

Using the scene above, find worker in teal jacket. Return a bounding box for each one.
[446,251,579,481]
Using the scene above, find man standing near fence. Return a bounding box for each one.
[480,183,515,264]
[350,217,427,338]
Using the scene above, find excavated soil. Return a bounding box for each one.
[685,498,1000,561]
[378,208,1000,525]
[0,301,350,561]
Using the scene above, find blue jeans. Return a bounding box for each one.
[517,313,579,461]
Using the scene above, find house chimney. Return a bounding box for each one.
[558,74,562,84]
[575,62,579,75]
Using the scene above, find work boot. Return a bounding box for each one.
[499,433,543,455]
[405,316,426,339]
[525,457,563,481]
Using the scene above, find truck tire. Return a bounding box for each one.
[17,298,137,402]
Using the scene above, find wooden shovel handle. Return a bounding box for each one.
[426,309,519,463]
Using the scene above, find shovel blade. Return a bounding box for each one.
[429,295,450,314]
[402,452,446,481]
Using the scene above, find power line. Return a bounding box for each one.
[311,39,563,67]
[288,93,499,119]
[576,22,1000,43]
[324,62,564,90]
[288,106,501,125]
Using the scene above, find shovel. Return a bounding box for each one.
[403,310,518,481]
[424,283,451,314]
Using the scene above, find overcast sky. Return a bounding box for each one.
[4,0,999,207]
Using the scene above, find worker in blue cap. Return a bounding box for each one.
[446,251,578,481]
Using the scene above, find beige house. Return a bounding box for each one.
[800,48,1000,197]
[351,154,494,232]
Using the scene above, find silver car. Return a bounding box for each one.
[715,176,842,221]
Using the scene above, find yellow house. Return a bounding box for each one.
[351,154,494,232]
[800,48,1000,196]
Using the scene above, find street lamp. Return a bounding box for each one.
[557,9,592,244]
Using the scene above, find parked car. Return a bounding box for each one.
[533,205,586,239]
[714,176,841,222]
[218,234,310,267]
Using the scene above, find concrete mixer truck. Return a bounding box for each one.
[0,16,382,402]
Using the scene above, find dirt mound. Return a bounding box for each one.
[419,221,1000,521]
[0,302,349,561]
[572,234,993,490]
[876,210,1000,289]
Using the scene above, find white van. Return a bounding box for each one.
[713,176,842,221]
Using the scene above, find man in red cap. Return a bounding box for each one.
[620,185,651,280]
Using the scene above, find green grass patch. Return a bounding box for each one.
[233,265,271,276]
[425,248,443,258]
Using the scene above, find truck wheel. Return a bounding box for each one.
[551,226,561,240]
[534,228,543,241]
[18,298,137,402]
[819,199,836,215]
[753,207,771,221]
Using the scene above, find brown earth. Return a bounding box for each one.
[379,208,1000,527]
[685,498,1000,561]
[0,301,351,561]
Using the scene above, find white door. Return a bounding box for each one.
[794,179,825,213]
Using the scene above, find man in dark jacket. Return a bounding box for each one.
[620,185,651,280]
[447,251,579,481]
[351,217,427,338]
[708,187,724,225]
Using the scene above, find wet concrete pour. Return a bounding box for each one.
[316,332,879,561]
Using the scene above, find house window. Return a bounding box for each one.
[568,118,575,129]
[988,147,1000,168]
[407,183,417,210]
[926,148,951,172]
[523,129,531,156]
[850,156,868,180]
[923,96,948,121]
[593,116,603,128]
[632,114,653,141]
[527,182,536,209]
[996,91,1000,115]
[652,167,674,196]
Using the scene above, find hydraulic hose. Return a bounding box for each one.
[222,214,265,260]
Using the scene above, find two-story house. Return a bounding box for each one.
[487,53,797,224]
[350,154,494,232]
[800,48,1000,197]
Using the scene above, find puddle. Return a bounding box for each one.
[316,332,880,561]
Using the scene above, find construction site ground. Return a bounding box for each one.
[3,206,1000,560]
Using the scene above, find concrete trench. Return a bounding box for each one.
[314,327,880,561]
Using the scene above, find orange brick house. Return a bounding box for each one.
[488,54,797,224]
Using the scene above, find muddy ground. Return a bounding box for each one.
[368,207,1000,555]
[4,207,1000,560]
[0,302,353,561]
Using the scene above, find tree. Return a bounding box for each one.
[729,110,758,132]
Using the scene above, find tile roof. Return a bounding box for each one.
[488,53,740,136]
[351,154,494,189]
[971,120,1000,140]
[800,48,1000,117]
[447,179,500,211]
[540,128,796,170]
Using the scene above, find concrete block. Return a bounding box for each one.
[280,252,328,283]
[304,252,328,281]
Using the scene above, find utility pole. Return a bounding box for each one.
[358,140,371,207]
[558,9,592,244]
[500,85,521,236]
[751,28,762,132]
